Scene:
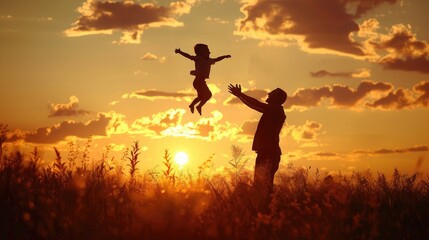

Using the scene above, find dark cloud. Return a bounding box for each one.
[414,81,429,106]
[311,68,370,78]
[10,113,111,144]
[367,81,429,110]
[372,24,429,73]
[65,0,193,43]
[225,89,268,105]
[314,152,338,157]
[311,70,355,78]
[236,0,397,56]
[285,80,392,109]
[355,145,428,155]
[226,81,429,111]
[284,86,331,108]
[366,89,412,109]
[290,121,322,142]
[48,96,90,117]
[380,55,429,74]
[239,119,259,135]
[331,81,391,106]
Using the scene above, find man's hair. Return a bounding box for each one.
[272,88,287,105]
[194,43,208,56]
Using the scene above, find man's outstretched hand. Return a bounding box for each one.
[228,84,242,97]
[175,48,181,54]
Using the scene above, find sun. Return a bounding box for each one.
[174,151,189,168]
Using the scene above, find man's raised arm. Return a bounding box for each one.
[228,84,267,113]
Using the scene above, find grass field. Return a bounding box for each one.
[1,138,428,239]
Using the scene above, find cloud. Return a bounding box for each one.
[123,84,221,103]
[380,55,429,73]
[414,81,429,107]
[289,121,323,143]
[0,15,13,20]
[9,113,112,144]
[239,119,258,136]
[224,89,268,105]
[236,0,429,74]
[206,16,228,24]
[48,96,90,117]
[314,152,338,157]
[0,15,53,22]
[367,81,429,110]
[129,108,241,141]
[285,80,392,110]
[141,52,166,63]
[237,119,324,145]
[226,80,429,111]
[372,24,429,73]
[359,19,429,73]
[235,0,398,56]
[123,89,195,101]
[311,68,371,78]
[65,0,195,44]
[353,145,428,155]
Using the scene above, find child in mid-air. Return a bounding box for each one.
[175,44,231,115]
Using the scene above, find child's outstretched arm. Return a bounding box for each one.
[213,55,231,63]
[175,48,194,60]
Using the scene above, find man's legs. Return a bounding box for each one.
[254,152,281,212]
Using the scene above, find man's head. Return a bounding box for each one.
[266,88,287,105]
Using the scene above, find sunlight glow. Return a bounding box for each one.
[174,152,189,167]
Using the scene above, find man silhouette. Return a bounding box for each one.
[228,84,287,211]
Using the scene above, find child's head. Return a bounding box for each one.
[194,44,210,57]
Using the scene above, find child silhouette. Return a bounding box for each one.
[175,44,231,115]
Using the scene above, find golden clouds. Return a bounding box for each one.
[48,96,90,117]
[123,89,195,102]
[140,53,166,63]
[129,108,240,141]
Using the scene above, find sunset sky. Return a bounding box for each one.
[1,0,428,175]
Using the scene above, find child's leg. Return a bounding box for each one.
[190,78,203,113]
[189,97,200,113]
[196,83,212,115]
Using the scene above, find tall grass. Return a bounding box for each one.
[0,138,428,239]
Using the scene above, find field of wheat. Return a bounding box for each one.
[1,137,428,239]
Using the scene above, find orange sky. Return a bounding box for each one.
[1,0,428,175]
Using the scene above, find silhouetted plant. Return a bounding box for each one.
[67,140,79,171]
[162,149,176,185]
[127,141,141,181]
[0,141,428,240]
[79,135,93,172]
[53,147,68,180]
[228,145,250,184]
[0,123,8,161]
[28,146,41,176]
[198,153,215,180]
